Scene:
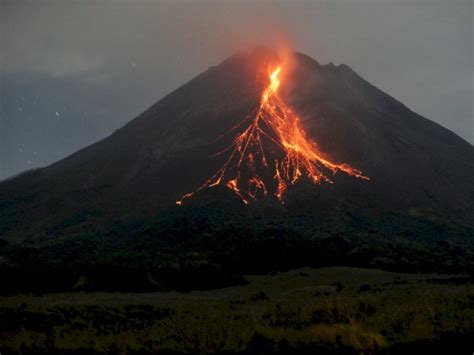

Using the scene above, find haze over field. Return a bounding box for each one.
[1,0,472,180]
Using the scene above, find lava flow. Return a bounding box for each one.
[177,65,369,205]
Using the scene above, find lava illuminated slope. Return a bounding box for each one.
[177,65,369,205]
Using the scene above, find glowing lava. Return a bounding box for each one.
[177,65,368,205]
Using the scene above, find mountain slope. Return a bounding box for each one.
[1,48,473,244]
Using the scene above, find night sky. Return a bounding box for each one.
[1,0,472,180]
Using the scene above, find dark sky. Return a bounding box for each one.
[1,0,472,180]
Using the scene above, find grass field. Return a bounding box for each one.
[1,267,472,354]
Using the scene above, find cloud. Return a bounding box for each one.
[1,0,291,78]
[1,1,106,77]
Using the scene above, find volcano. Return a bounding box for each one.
[1,47,473,244]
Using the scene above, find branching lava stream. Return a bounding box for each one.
[177,65,368,205]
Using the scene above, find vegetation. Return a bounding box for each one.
[1,206,472,353]
[1,205,473,294]
[1,267,472,354]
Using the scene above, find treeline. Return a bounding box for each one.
[0,205,473,294]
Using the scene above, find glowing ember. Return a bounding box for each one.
[177,65,368,205]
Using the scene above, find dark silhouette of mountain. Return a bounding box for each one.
[1,47,473,246]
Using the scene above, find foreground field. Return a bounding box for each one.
[1,267,472,354]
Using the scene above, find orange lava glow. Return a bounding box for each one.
[176,65,368,205]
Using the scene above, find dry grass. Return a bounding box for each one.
[1,267,472,354]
